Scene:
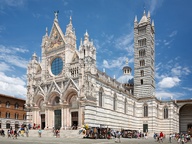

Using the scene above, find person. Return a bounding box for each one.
[25,127,29,137]
[7,129,11,138]
[145,132,148,139]
[169,133,172,143]
[159,132,164,143]
[181,134,185,144]
[13,129,17,139]
[177,136,181,144]
[115,131,121,143]
[1,129,5,137]
[28,123,31,130]
[55,129,59,138]
[38,129,42,137]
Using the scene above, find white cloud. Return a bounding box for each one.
[0,62,12,72]
[62,0,68,6]
[171,66,191,77]
[156,90,183,100]
[115,30,134,56]
[158,77,180,88]
[0,25,5,33]
[0,72,26,99]
[146,0,164,15]
[0,54,28,68]
[0,0,25,7]
[0,45,29,68]
[102,56,132,69]
[182,87,192,91]
[32,13,41,19]
[169,30,178,37]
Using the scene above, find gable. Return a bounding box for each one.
[71,51,79,63]
[47,22,65,52]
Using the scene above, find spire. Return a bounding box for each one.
[80,38,82,45]
[134,15,137,22]
[152,20,155,27]
[45,27,48,36]
[32,52,37,61]
[147,11,151,18]
[143,10,146,16]
[84,30,89,43]
[70,16,72,25]
[66,16,73,34]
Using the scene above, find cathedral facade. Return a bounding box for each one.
[25,11,179,134]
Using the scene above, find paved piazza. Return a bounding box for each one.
[0,136,181,144]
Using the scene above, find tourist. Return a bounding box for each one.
[169,133,172,143]
[38,129,42,137]
[159,132,164,143]
[56,129,60,138]
[7,129,11,138]
[13,129,17,139]
[25,126,29,137]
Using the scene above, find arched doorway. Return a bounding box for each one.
[179,104,192,134]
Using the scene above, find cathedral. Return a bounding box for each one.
[25,11,185,135]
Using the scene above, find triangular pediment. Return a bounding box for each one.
[63,78,79,93]
[34,86,45,96]
[48,81,61,94]
[48,21,66,50]
[71,51,79,63]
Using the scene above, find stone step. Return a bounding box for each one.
[25,129,83,138]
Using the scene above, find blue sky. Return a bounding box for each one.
[0,0,192,100]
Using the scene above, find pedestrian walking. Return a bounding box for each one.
[38,129,42,137]
[169,133,172,143]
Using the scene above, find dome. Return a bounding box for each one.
[117,75,134,84]
[139,11,148,24]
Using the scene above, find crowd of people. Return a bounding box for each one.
[0,125,30,139]
[153,132,191,143]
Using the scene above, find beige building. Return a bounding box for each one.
[25,11,191,135]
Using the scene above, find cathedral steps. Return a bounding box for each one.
[26,129,83,138]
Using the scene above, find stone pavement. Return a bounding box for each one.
[0,136,180,144]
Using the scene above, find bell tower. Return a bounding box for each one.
[134,11,155,98]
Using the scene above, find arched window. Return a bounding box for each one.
[164,107,168,119]
[141,79,143,85]
[6,112,10,118]
[139,49,146,57]
[113,94,117,111]
[133,102,135,116]
[15,113,19,119]
[140,60,145,66]
[23,114,26,120]
[15,103,19,109]
[99,88,103,107]
[138,38,146,47]
[124,98,127,114]
[144,104,148,117]
[157,104,159,118]
[6,101,10,108]
[140,70,144,77]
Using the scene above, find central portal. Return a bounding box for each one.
[54,109,61,130]
[71,112,78,129]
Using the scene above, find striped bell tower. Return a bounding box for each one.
[134,11,155,98]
